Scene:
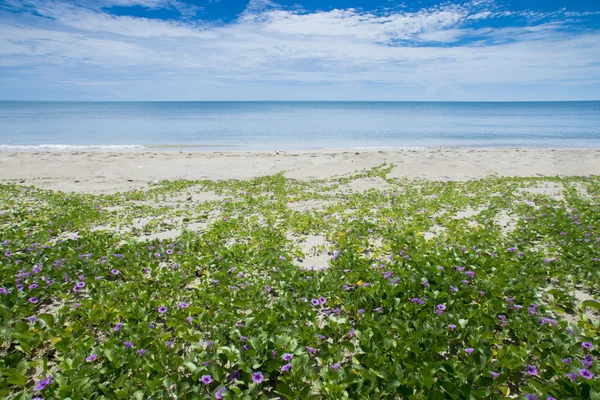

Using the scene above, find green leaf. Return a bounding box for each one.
[582,300,600,310]
[7,371,27,386]
[133,390,145,400]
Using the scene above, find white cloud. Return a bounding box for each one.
[0,0,599,100]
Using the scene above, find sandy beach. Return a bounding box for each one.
[2,148,600,193]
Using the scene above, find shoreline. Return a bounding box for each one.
[2,148,600,194]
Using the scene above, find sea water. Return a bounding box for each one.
[1,101,599,151]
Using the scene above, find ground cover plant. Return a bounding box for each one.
[1,164,599,399]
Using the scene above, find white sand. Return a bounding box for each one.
[1,148,600,193]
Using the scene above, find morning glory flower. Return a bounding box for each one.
[215,388,226,399]
[526,365,539,376]
[166,340,174,348]
[566,373,578,382]
[437,304,446,311]
[331,363,341,371]
[158,306,167,313]
[177,302,189,309]
[252,371,264,384]
[124,341,134,348]
[448,324,456,331]
[110,269,119,275]
[525,395,536,400]
[281,363,291,372]
[86,353,98,362]
[201,375,212,385]
[282,353,293,361]
[311,298,319,306]
[582,342,593,350]
[319,296,326,304]
[580,369,594,379]
[464,348,474,355]
[33,376,53,391]
[490,371,500,379]
[29,297,38,303]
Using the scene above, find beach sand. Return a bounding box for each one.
[1,148,600,193]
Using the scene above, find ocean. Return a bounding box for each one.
[0,101,599,151]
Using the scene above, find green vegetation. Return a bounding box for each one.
[0,165,599,399]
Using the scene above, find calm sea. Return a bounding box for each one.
[0,101,599,151]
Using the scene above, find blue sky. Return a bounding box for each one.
[0,0,599,100]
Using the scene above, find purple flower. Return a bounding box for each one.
[410,298,424,305]
[281,363,291,372]
[178,302,189,309]
[282,353,293,361]
[86,353,98,362]
[464,348,474,355]
[228,370,240,381]
[582,355,594,368]
[526,365,539,376]
[358,309,365,314]
[252,371,264,384]
[582,342,593,350]
[29,284,38,290]
[306,346,316,354]
[311,298,319,306]
[265,285,271,292]
[136,349,146,356]
[562,358,571,365]
[215,388,226,399]
[437,304,446,311]
[525,395,536,400]
[29,297,38,304]
[450,286,458,293]
[580,369,594,379]
[465,271,475,278]
[34,376,53,391]
[490,371,500,380]
[124,341,134,348]
[319,296,326,304]
[201,375,212,385]
[240,336,248,342]
[331,363,341,371]
[27,316,38,323]
[375,307,382,313]
[566,372,578,382]
[448,324,456,331]
[0,287,8,295]
[166,340,174,348]
[158,306,167,313]
[422,280,429,286]
[110,269,119,275]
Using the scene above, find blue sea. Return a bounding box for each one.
[0,101,599,151]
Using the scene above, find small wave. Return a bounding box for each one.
[0,144,146,151]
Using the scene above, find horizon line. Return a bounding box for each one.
[1,99,600,103]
